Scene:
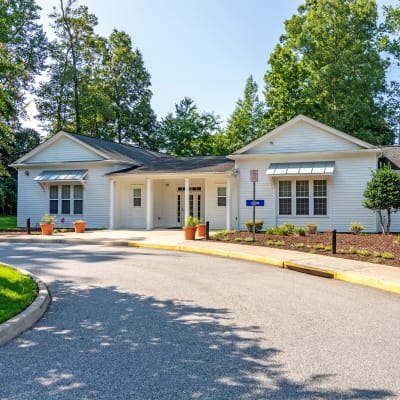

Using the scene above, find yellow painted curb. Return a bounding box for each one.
[284,262,336,279]
[336,272,400,295]
[228,251,284,267]
[178,246,230,257]
[128,242,179,251]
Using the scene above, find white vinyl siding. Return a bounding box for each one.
[17,165,113,229]
[27,136,104,163]
[244,121,361,155]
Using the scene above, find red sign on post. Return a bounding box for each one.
[250,169,258,182]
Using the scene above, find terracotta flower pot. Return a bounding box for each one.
[183,226,197,240]
[73,221,86,233]
[40,223,54,235]
[196,223,206,238]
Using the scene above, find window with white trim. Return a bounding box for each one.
[278,179,327,216]
[133,188,142,207]
[217,187,226,207]
[49,185,83,215]
[313,180,327,215]
[278,181,291,215]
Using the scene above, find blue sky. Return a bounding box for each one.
[29,0,398,131]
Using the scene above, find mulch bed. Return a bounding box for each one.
[210,231,400,268]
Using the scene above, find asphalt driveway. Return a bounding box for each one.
[0,242,399,399]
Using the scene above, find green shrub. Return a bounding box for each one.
[313,243,325,250]
[306,222,318,234]
[275,225,289,236]
[245,219,264,233]
[266,226,276,235]
[324,245,332,251]
[357,249,369,256]
[348,246,357,254]
[264,240,274,246]
[283,223,295,234]
[294,242,304,248]
[274,240,285,246]
[382,252,394,259]
[234,237,242,242]
[294,226,306,236]
[213,230,235,240]
[349,222,365,235]
[397,236,400,243]
[373,251,381,258]
[244,236,254,242]
[185,216,199,226]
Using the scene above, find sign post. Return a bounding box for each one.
[250,169,258,241]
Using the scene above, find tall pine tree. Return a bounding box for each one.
[225,75,266,153]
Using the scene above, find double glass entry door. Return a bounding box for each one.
[176,186,202,226]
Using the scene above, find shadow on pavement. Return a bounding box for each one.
[0,280,395,399]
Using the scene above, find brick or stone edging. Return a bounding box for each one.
[0,267,50,346]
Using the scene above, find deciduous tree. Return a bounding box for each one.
[363,164,400,233]
[157,97,221,156]
[264,0,392,144]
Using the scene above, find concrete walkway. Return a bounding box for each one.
[1,229,400,295]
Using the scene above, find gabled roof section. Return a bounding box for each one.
[72,133,171,164]
[380,146,400,170]
[233,115,376,155]
[107,156,234,175]
[12,131,172,166]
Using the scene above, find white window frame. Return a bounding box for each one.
[217,186,227,207]
[133,187,142,208]
[49,184,84,215]
[278,178,328,217]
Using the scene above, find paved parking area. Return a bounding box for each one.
[0,242,399,399]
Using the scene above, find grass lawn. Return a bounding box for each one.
[0,215,17,230]
[0,265,37,323]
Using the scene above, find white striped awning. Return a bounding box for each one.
[34,170,88,183]
[266,162,335,176]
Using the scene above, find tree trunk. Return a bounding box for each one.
[386,209,392,234]
[60,0,81,133]
[377,210,386,234]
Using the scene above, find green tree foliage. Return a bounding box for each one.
[100,29,157,148]
[36,0,101,135]
[264,0,393,145]
[224,75,266,153]
[363,164,400,233]
[381,2,400,142]
[0,0,47,173]
[157,97,221,156]
[36,2,157,147]
[0,128,41,215]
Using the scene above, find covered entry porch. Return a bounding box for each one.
[107,156,236,230]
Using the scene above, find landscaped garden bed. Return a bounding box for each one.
[211,226,400,268]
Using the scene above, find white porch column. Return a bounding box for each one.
[146,178,154,230]
[184,177,190,224]
[109,179,115,229]
[226,175,232,230]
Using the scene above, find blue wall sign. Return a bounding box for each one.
[246,200,265,207]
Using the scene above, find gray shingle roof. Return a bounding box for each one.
[69,133,172,165]
[381,146,400,170]
[108,156,234,175]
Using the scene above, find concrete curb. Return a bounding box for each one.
[0,267,50,347]
[128,241,400,295]
[336,272,400,295]
[128,242,285,268]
